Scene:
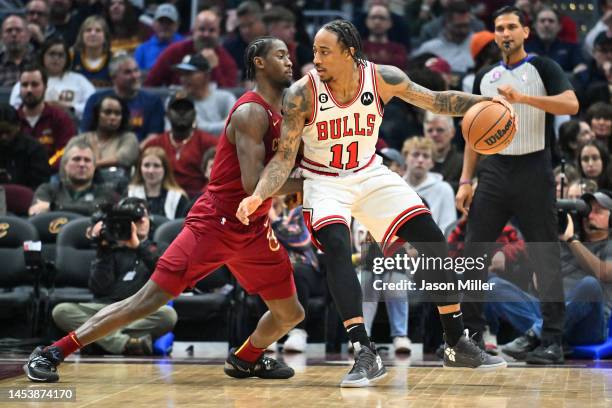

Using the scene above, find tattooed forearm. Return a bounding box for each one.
[252,80,310,200]
[432,91,491,116]
[376,64,491,116]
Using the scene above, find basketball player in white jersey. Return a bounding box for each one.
[237,20,512,387]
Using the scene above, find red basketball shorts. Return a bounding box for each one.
[151,219,295,300]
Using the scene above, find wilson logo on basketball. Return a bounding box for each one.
[482,119,513,147]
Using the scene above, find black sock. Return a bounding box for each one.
[346,323,372,349]
[439,311,465,347]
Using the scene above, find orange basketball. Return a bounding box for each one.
[461,101,516,155]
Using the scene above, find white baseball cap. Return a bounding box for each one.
[154,4,179,23]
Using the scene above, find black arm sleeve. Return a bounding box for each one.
[530,56,574,95]
[88,247,116,296]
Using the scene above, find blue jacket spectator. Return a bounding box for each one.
[134,4,184,71]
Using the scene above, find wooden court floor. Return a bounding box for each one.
[1,358,612,408]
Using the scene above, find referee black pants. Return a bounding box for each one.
[463,149,565,344]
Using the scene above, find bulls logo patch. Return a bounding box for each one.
[361,92,374,106]
[318,93,328,104]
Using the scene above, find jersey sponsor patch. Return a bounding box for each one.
[318,93,328,103]
[361,92,374,106]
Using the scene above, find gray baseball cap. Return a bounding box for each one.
[154,4,179,23]
[582,191,612,211]
[379,147,405,167]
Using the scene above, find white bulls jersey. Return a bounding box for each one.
[299,61,384,177]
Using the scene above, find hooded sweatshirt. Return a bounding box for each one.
[404,172,457,233]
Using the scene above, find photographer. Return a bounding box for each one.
[52,198,177,355]
[488,191,612,362]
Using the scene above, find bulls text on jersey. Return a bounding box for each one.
[316,113,376,141]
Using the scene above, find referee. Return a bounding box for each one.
[455,6,579,364]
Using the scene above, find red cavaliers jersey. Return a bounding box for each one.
[186,91,282,230]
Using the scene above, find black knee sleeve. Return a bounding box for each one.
[314,223,364,321]
[396,213,459,306]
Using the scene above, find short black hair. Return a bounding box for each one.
[321,19,366,67]
[90,95,131,133]
[20,63,48,86]
[262,6,295,27]
[586,101,612,122]
[492,5,527,26]
[444,1,471,19]
[244,36,279,80]
[237,1,262,18]
[0,102,18,123]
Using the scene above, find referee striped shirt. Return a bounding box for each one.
[473,55,573,156]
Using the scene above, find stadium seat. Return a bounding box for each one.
[50,218,96,307]
[152,218,184,245]
[148,214,169,240]
[571,315,612,359]
[29,211,84,266]
[2,184,34,216]
[0,215,40,336]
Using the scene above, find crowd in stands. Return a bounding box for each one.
[2,0,612,360]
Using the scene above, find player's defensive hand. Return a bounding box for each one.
[455,184,473,216]
[236,195,263,225]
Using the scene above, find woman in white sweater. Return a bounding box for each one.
[128,146,189,220]
[10,36,95,120]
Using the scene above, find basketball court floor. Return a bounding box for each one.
[1,342,611,407]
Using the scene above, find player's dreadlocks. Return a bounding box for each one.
[321,20,366,67]
[245,36,278,80]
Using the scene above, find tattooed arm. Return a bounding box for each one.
[236,77,311,224]
[375,64,491,116]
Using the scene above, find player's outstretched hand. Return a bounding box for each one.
[236,195,264,225]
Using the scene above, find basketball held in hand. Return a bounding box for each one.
[461,101,516,155]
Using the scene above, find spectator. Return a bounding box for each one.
[268,193,323,353]
[554,163,580,199]
[53,197,177,355]
[81,54,165,142]
[361,3,408,70]
[144,10,238,88]
[48,0,99,47]
[17,64,76,170]
[262,6,314,79]
[558,120,595,164]
[0,103,50,189]
[585,102,612,148]
[525,7,585,73]
[223,1,267,83]
[378,147,405,176]
[573,35,612,107]
[585,1,612,57]
[0,15,35,87]
[29,140,117,216]
[128,146,189,220]
[423,112,463,191]
[402,137,456,232]
[411,1,475,74]
[577,140,612,190]
[134,4,184,71]
[25,0,55,47]
[462,30,499,93]
[10,36,96,120]
[172,54,236,136]
[143,95,218,198]
[354,0,411,50]
[71,16,113,87]
[414,0,484,49]
[70,95,138,193]
[496,190,612,360]
[104,0,152,55]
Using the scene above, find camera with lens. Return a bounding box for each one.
[556,198,591,236]
[91,199,146,243]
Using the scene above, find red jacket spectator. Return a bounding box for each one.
[144,39,238,88]
[143,129,218,197]
[18,103,76,169]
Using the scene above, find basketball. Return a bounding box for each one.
[461,101,516,155]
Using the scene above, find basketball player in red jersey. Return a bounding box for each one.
[238,21,515,387]
[25,37,305,383]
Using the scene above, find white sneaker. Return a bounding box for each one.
[283,329,308,353]
[393,336,412,354]
[265,341,277,353]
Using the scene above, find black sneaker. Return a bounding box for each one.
[525,343,564,365]
[24,346,63,383]
[224,348,294,379]
[501,329,540,361]
[340,343,387,388]
[443,330,507,370]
